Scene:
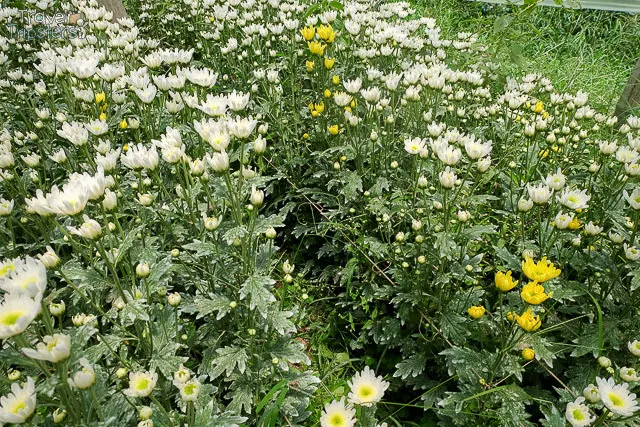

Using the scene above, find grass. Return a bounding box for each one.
[415,0,640,111]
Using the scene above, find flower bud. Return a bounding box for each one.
[53,409,67,424]
[283,260,295,274]
[136,262,150,278]
[38,246,60,269]
[8,370,20,381]
[265,227,277,239]
[204,217,220,231]
[168,293,182,307]
[598,356,611,368]
[250,187,264,207]
[139,406,153,420]
[116,367,128,379]
[50,301,66,316]
[284,274,293,283]
[171,249,180,257]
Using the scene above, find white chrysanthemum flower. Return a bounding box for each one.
[176,378,201,402]
[527,183,552,204]
[198,94,228,117]
[125,371,158,397]
[57,121,89,146]
[583,384,600,403]
[67,215,102,240]
[404,137,424,155]
[69,358,95,390]
[596,376,640,416]
[439,166,457,189]
[620,367,640,382]
[0,293,42,339]
[0,256,46,300]
[347,366,389,406]
[227,116,257,139]
[544,168,566,190]
[320,397,356,427]
[22,333,71,363]
[121,144,159,170]
[0,377,36,424]
[86,119,109,136]
[565,397,594,427]
[584,221,603,236]
[628,340,640,357]
[173,364,191,384]
[557,188,591,210]
[624,188,640,210]
[45,181,90,216]
[553,211,574,229]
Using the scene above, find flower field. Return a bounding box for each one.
[0,0,639,425]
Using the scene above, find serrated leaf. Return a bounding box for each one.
[114,225,144,266]
[267,310,296,335]
[239,274,276,316]
[394,353,426,380]
[150,341,187,377]
[210,346,249,379]
[182,294,232,320]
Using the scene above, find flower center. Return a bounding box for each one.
[357,384,374,399]
[0,310,25,326]
[10,400,26,414]
[329,414,345,427]
[608,392,624,407]
[572,409,584,421]
[135,378,149,391]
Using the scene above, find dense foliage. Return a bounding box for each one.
[0,0,639,426]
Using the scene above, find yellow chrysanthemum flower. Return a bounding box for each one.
[506,311,517,322]
[539,149,549,158]
[95,92,105,104]
[308,41,326,55]
[520,281,553,305]
[315,102,325,113]
[300,26,315,41]
[468,305,485,319]
[99,113,107,121]
[328,125,339,135]
[317,24,335,42]
[534,101,544,113]
[311,110,319,118]
[522,348,535,361]
[119,119,128,129]
[521,256,561,283]
[568,218,581,230]
[495,270,518,292]
[305,60,315,72]
[332,75,340,85]
[324,89,331,98]
[516,309,542,332]
[324,57,335,70]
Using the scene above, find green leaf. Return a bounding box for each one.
[539,403,565,427]
[493,15,513,34]
[210,346,249,379]
[239,274,276,316]
[150,341,187,377]
[267,310,296,335]
[182,240,218,257]
[257,380,288,413]
[114,225,144,267]
[394,353,426,380]
[182,294,232,320]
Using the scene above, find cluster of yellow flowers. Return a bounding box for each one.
[302,24,336,72]
[95,91,107,121]
[468,256,561,334]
